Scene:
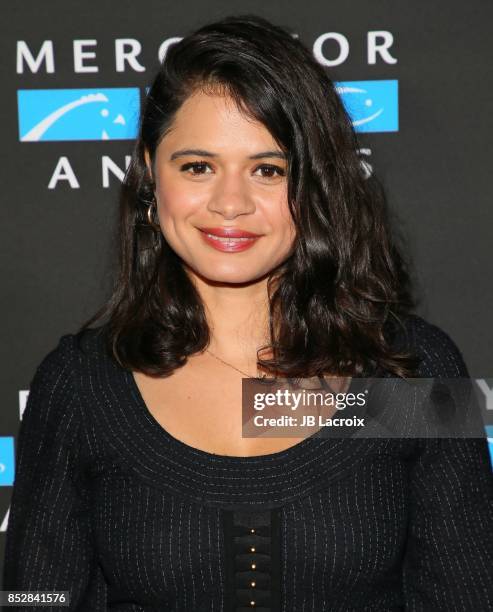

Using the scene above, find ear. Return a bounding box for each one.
[144,149,154,183]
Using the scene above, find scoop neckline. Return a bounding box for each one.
[80,327,380,506]
[126,368,335,463]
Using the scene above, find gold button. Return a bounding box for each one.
[251,563,256,569]
[250,602,256,607]
[251,581,256,587]
[250,528,255,533]
[250,546,256,552]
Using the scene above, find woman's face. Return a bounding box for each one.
[145,89,296,284]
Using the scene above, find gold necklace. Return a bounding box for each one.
[205,348,268,380]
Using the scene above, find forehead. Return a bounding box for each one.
[159,89,278,152]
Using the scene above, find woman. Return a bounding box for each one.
[3,14,492,612]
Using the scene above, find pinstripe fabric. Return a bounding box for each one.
[3,315,493,611]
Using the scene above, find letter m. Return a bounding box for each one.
[17,41,54,73]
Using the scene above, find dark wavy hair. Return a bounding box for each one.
[78,14,421,379]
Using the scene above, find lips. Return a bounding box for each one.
[199,227,262,238]
[197,226,262,253]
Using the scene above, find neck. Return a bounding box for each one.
[187,268,273,365]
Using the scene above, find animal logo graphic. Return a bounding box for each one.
[336,80,399,133]
[0,437,14,486]
[486,426,493,468]
[18,88,140,141]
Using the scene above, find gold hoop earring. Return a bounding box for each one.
[146,199,161,232]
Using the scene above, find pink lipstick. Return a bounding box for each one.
[198,226,262,253]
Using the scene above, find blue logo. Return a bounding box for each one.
[0,437,14,486]
[335,80,398,133]
[17,88,141,142]
[486,425,493,470]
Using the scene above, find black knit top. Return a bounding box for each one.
[3,315,493,611]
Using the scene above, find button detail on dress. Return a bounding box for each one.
[222,507,281,611]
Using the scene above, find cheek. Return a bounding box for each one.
[265,195,296,246]
[155,180,202,228]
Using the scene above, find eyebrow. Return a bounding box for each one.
[169,148,287,161]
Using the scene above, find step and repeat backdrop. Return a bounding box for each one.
[1,0,492,570]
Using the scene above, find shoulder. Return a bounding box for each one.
[386,313,469,378]
[29,333,76,390]
[26,326,108,429]
[32,326,106,379]
[22,334,81,446]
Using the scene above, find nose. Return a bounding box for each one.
[206,170,256,219]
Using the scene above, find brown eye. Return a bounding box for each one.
[254,164,286,179]
[180,161,213,175]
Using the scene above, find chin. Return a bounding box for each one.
[193,263,270,285]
